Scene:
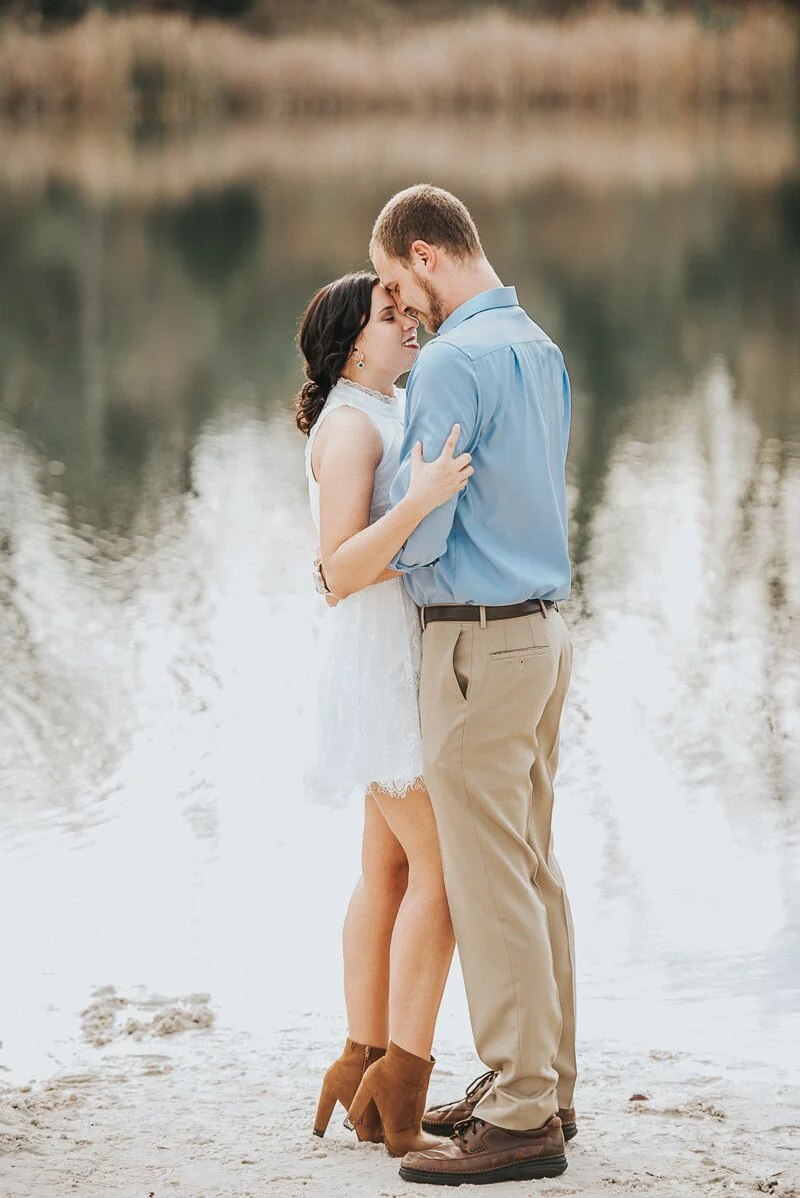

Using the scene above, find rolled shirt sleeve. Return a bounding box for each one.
[389,341,480,572]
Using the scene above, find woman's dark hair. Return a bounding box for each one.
[295,271,379,436]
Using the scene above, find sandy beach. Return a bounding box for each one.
[1,985,799,1198]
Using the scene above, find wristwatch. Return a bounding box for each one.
[313,557,333,597]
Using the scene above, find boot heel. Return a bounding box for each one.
[313,1078,338,1138]
[347,1076,375,1138]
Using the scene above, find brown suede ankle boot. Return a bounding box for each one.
[313,1038,386,1142]
[347,1040,446,1158]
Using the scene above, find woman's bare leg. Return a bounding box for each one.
[342,791,408,1047]
[372,782,455,1060]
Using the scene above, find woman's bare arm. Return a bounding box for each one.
[312,408,429,600]
[311,406,470,600]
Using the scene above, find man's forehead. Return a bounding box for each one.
[373,247,400,284]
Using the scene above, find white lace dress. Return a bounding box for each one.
[305,379,424,807]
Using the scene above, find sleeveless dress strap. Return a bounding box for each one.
[305,395,364,478]
[306,386,399,485]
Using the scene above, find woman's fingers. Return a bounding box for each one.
[439,423,461,459]
[409,425,474,507]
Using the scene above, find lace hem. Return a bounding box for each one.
[305,769,426,807]
[368,774,426,799]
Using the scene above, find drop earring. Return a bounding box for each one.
[357,357,364,370]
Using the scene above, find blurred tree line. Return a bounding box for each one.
[2,0,798,32]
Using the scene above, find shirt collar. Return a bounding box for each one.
[438,286,518,336]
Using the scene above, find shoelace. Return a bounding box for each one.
[452,1116,487,1145]
[465,1069,496,1099]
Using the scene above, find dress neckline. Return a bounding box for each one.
[342,378,397,405]
[332,378,399,407]
[326,378,403,422]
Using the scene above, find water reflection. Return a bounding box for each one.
[0,116,798,1081]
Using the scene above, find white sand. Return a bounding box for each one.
[1,993,798,1198]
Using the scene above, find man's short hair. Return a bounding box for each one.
[371,184,482,264]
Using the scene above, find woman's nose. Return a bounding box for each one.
[403,314,419,331]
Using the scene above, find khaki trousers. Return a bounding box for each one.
[419,607,576,1131]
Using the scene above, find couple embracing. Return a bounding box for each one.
[296,185,577,1186]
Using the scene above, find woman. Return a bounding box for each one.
[296,271,473,1157]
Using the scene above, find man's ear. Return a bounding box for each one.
[411,240,437,272]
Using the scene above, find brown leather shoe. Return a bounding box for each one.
[421,1068,496,1137]
[422,1069,578,1142]
[399,1114,568,1184]
[348,1041,446,1158]
[313,1039,386,1142]
[558,1105,578,1142]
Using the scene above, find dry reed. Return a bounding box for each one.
[0,8,796,123]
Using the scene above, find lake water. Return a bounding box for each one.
[0,115,798,1090]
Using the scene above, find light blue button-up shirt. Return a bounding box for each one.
[388,286,571,607]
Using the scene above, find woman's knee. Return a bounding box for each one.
[404,838,446,886]
[362,855,408,904]
[406,862,451,917]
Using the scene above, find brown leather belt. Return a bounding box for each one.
[421,598,558,629]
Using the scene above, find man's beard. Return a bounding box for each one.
[415,275,448,334]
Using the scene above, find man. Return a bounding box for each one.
[372,185,577,1185]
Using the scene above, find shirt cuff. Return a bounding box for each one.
[389,552,440,573]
